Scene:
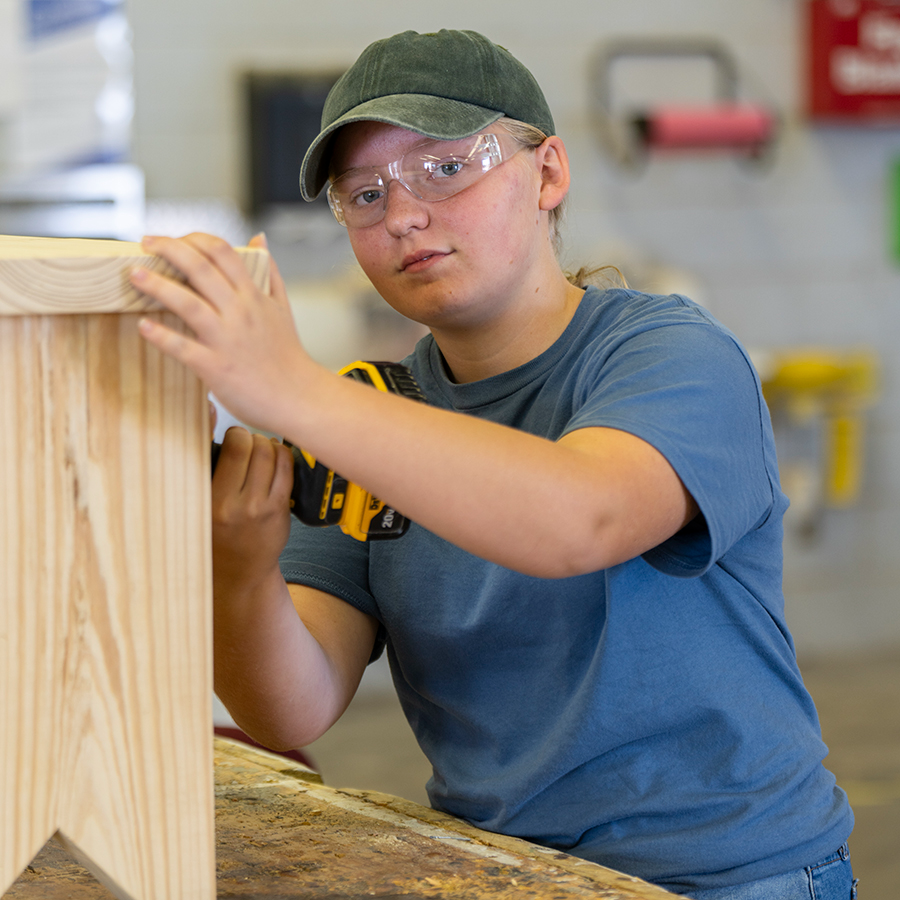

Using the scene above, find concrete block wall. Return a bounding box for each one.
[128,0,900,654]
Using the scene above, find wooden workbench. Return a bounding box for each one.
[6,737,677,899]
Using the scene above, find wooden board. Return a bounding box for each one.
[0,235,270,315]
[7,738,678,899]
[0,235,270,900]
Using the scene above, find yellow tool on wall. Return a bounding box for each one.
[759,348,879,508]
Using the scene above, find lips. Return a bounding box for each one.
[401,250,448,272]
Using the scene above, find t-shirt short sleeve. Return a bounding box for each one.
[563,319,777,577]
[278,517,387,660]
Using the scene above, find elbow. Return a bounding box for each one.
[523,552,612,581]
[229,708,333,753]
[217,680,347,751]
[507,534,617,580]
[507,513,642,579]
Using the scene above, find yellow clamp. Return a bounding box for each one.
[759,348,879,508]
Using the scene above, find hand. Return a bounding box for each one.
[211,426,294,601]
[131,232,318,436]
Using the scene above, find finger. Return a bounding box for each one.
[214,426,252,477]
[180,232,268,298]
[137,312,214,376]
[269,440,295,501]
[142,234,243,311]
[242,433,283,500]
[131,264,219,339]
[211,429,257,530]
[211,427,253,501]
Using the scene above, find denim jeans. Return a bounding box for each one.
[676,844,858,900]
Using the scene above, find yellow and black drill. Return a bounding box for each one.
[211,361,427,542]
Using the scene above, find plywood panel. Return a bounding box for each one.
[0,235,269,900]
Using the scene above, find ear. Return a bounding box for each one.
[534,136,570,212]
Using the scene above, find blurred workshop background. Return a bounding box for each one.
[1,0,898,895]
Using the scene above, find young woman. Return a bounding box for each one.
[132,29,856,900]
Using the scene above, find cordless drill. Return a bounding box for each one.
[211,361,427,542]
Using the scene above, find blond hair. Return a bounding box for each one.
[498,117,625,290]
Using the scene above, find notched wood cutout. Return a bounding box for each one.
[0,235,271,899]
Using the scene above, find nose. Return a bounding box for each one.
[382,178,429,235]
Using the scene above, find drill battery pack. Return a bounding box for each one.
[286,361,427,541]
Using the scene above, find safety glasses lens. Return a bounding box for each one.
[328,134,504,227]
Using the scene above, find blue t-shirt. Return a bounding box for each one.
[279,287,852,893]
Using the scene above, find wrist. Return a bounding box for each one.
[267,355,336,441]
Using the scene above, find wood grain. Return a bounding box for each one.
[0,235,269,315]
[0,235,270,899]
[6,738,678,899]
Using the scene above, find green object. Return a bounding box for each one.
[298,30,555,201]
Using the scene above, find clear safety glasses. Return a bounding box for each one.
[327,133,518,228]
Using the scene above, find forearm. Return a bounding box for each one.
[274,367,693,579]
[213,566,352,750]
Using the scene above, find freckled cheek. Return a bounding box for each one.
[348,233,392,280]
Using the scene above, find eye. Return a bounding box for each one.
[434,160,464,178]
[349,186,384,207]
[424,157,466,180]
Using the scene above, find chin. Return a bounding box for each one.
[376,286,470,328]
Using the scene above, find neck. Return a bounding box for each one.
[431,273,584,384]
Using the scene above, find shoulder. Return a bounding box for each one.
[579,285,727,340]
[570,287,757,393]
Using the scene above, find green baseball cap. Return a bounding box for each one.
[299,29,555,201]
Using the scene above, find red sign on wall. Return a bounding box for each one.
[808,0,900,121]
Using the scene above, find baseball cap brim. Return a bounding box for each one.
[299,95,504,201]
